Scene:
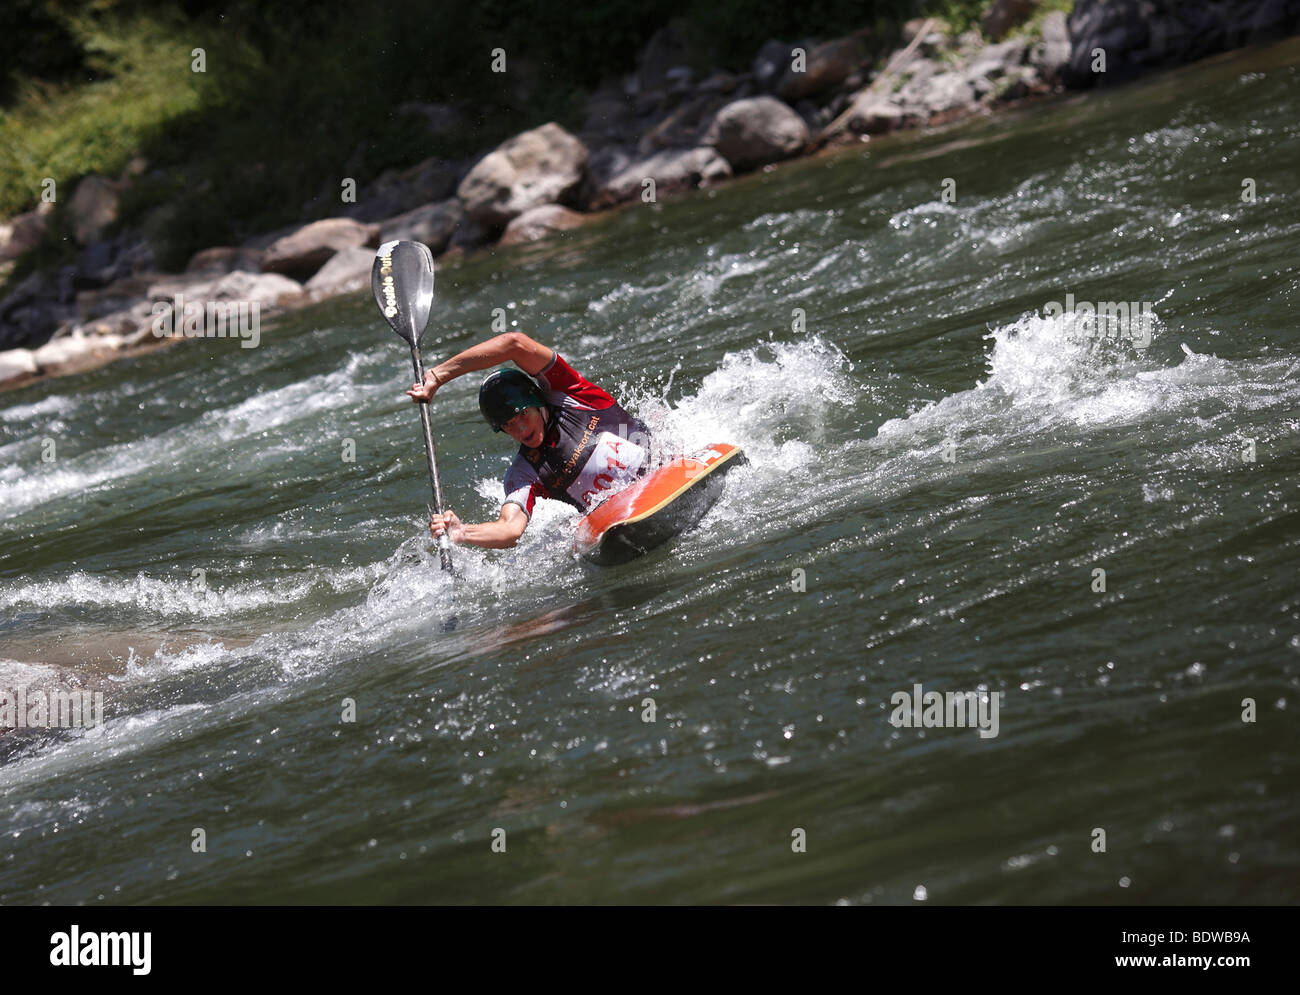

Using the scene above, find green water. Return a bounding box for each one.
[2,39,1299,904]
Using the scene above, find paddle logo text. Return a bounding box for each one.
[0,685,104,729]
[50,926,151,975]
[151,294,261,348]
[888,683,1001,739]
[378,246,398,318]
[1044,293,1155,347]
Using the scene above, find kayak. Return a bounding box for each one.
[573,443,746,565]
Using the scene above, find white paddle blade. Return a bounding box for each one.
[372,240,436,344]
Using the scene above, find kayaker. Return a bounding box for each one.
[406,331,653,548]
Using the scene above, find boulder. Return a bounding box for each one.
[498,205,589,247]
[702,96,809,172]
[260,218,378,280]
[377,199,463,254]
[70,175,120,245]
[304,247,374,296]
[32,333,124,376]
[843,93,905,135]
[636,18,709,94]
[1031,11,1073,83]
[457,123,589,227]
[206,271,303,306]
[776,37,865,102]
[0,348,38,385]
[0,203,53,262]
[920,72,978,114]
[637,91,732,154]
[345,157,459,222]
[753,40,795,92]
[582,145,732,210]
[186,246,265,275]
[75,276,155,321]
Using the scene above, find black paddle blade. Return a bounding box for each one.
[372,240,435,345]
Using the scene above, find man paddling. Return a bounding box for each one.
[406,331,653,548]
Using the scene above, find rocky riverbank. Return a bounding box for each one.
[2,0,1298,391]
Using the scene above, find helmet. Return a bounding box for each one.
[479,368,546,431]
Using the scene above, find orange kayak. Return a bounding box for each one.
[574,443,746,565]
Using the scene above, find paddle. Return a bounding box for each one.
[371,239,453,573]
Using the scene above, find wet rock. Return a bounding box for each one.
[304,247,373,297]
[32,333,124,376]
[702,96,809,172]
[378,199,463,254]
[457,123,589,227]
[260,218,378,280]
[76,276,155,321]
[499,205,589,247]
[582,145,732,210]
[0,348,38,385]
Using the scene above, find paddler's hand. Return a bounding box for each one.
[407,368,443,404]
[430,509,464,545]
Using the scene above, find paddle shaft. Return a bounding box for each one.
[407,340,453,572]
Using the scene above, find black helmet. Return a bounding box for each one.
[479,368,546,431]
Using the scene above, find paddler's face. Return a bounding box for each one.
[502,407,545,448]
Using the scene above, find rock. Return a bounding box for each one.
[637,18,709,94]
[0,348,38,384]
[70,175,120,245]
[378,199,463,254]
[186,246,265,274]
[581,145,732,210]
[78,300,153,338]
[920,72,978,114]
[206,271,303,306]
[0,203,53,262]
[636,91,732,154]
[0,272,71,350]
[842,93,905,135]
[304,247,374,296]
[1031,11,1073,83]
[456,122,589,227]
[445,213,496,255]
[260,218,378,280]
[32,333,124,376]
[75,276,155,321]
[582,85,638,147]
[345,157,459,222]
[966,38,1029,81]
[753,39,794,92]
[698,70,740,94]
[776,37,865,102]
[498,205,589,247]
[982,0,1037,41]
[702,96,809,172]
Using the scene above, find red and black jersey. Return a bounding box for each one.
[502,353,651,516]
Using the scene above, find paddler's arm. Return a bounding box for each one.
[430,504,528,549]
[407,332,553,402]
